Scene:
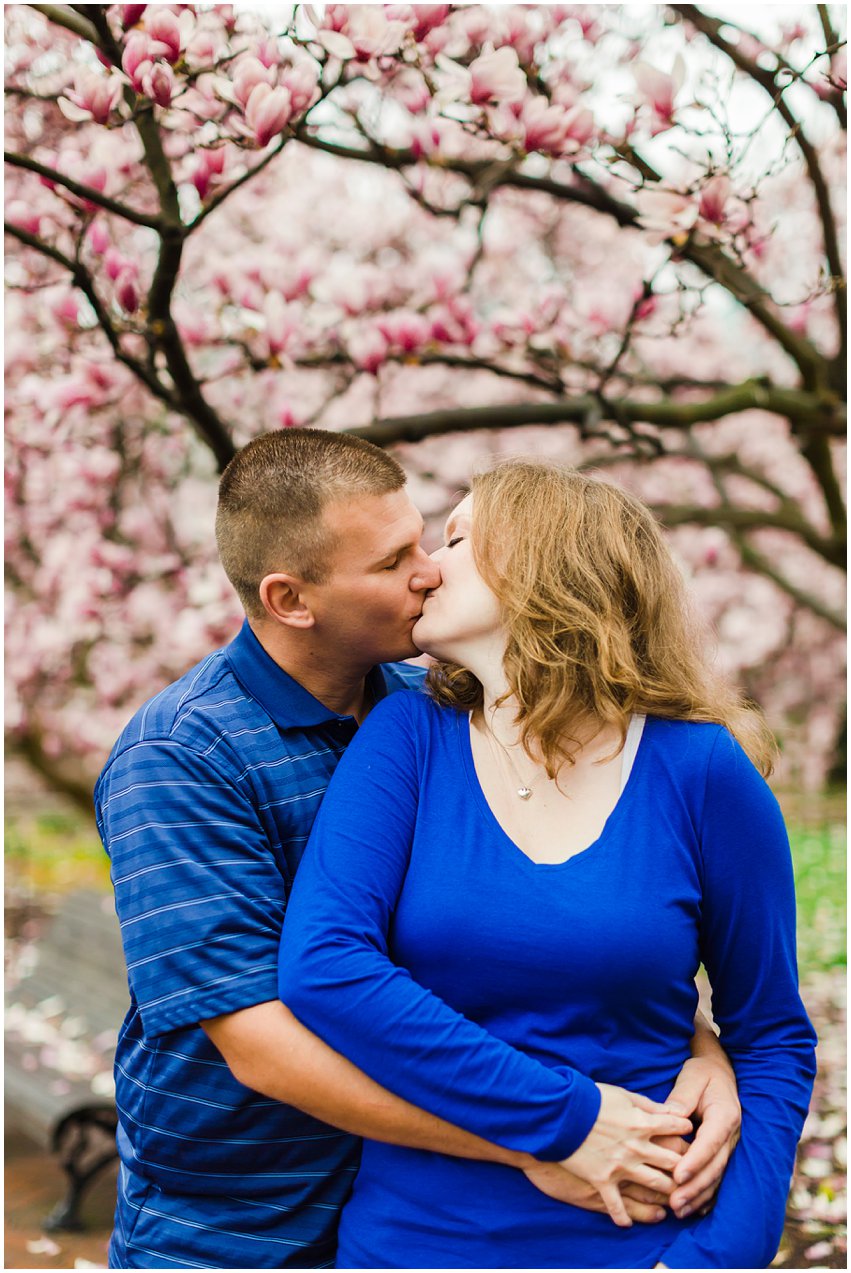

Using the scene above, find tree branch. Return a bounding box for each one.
[5,151,162,229]
[5,220,236,469]
[655,503,842,568]
[75,6,236,472]
[815,7,846,128]
[295,132,829,389]
[28,3,102,46]
[348,381,844,447]
[4,220,167,394]
[730,534,845,630]
[186,135,290,233]
[671,4,846,368]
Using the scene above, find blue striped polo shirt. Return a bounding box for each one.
[94,620,425,1269]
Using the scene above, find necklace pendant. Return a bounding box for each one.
[517,786,533,800]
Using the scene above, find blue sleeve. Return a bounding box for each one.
[277,693,600,1161]
[96,739,285,1037]
[662,732,817,1269]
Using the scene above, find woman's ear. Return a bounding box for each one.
[258,573,316,630]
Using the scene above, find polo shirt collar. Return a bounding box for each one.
[224,619,393,730]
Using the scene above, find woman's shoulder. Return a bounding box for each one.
[364,683,454,732]
[645,715,737,773]
[645,715,764,792]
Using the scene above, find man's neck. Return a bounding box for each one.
[251,622,373,723]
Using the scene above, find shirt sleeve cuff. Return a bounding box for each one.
[542,1070,601,1161]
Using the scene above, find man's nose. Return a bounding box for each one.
[411,550,441,591]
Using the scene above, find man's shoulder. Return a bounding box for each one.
[378,659,428,693]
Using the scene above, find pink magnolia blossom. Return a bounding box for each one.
[348,327,389,373]
[50,294,81,327]
[116,269,140,313]
[632,285,657,322]
[262,293,298,357]
[410,117,449,159]
[190,146,226,200]
[121,32,156,92]
[121,5,147,29]
[232,56,275,109]
[346,7,407,59]
[185,30,219,68]
[698,174,731,227]
[430,297,478,346]
[563,105,596,149]
[500,11,542,66]
[519,97,570,154]
[634,187,698,245]
[142,61,174,107]
[86,220,110,255]
[393,68,431,115]
[633,55,685,134]
[469,46,527,105]
[255,37,281,70]
[377,309,432,354]
[244,83,293,147]
[104,248,132,282]
[281,62,320,115]
[315,7,406,61]
[406,5,451,43]
[144,7,182,63]
[59,69,122,125]
[278,406,304,428]
[5,200,41,237]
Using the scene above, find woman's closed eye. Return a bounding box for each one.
[446,536,464,548]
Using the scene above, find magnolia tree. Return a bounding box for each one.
[4,2,846,800]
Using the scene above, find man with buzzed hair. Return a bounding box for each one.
[96,428,740,1269]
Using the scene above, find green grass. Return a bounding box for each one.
[4,804,846,975]
[789,822,846,975]
[5,808,111,897]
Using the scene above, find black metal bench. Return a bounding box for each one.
[5,888,127,1231]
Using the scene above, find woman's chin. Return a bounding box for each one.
[411,619,441,658]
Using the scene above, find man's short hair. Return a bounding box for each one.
[215,428,406,617]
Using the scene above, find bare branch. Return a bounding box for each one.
[347,380,844,447]
[5,220,237,470]
[800,434,847,545]
[656,503,842,567]
[187,135,290,233]
[728,534,845,630]
[5,218,168,393]
[671,4,846,365]
[294,132,829,389]
[5,151,162,229]
[28,3,102,46]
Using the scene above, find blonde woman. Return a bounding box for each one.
[278,461,816,1269]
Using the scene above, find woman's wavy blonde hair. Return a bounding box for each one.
[425,460,776,777]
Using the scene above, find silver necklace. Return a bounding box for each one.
[482,717,540,800]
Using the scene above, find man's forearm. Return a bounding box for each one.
[690,1007,723,1057]
[203,999,532,1167]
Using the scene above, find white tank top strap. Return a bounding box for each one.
[619,713,646,794]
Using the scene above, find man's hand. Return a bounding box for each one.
[664,1053,741,1219]
[523,1159,670,1224]
[523,1138,690,1225]
[557,1084,693,1228]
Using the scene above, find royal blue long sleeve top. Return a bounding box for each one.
[278,691,816,1269]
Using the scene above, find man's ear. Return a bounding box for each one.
[258,573,316,630]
